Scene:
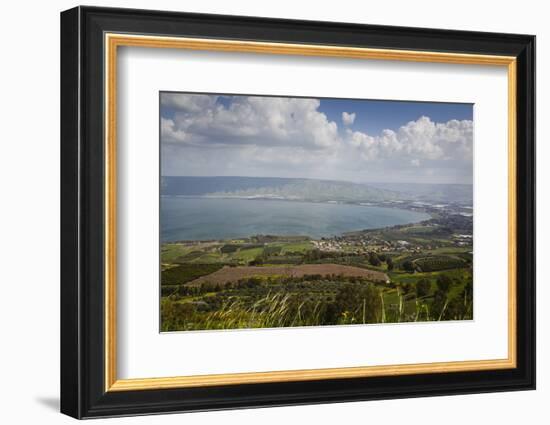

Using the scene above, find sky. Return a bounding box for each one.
[160,92,474,184]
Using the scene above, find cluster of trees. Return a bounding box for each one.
[366,252,393,270]
[398,274,473,321]
[430,214,473,234]
[402,260,414,272]
[400,274,454,298]
[431,275,473,320]
[326,283,382,324]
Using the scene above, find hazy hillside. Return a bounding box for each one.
[161,176,472,204]
[368,182,473,204]
[161,176,400,202]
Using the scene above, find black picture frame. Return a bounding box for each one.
[61,5,535,419]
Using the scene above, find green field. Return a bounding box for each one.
[279,241,313,254]
[161,263,224,285]
[161,244,194,263]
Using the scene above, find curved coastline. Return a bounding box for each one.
[161,196,431,242]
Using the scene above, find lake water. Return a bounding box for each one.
[161,197,430,242]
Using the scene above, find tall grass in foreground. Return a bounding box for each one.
[162,283,383,331]
[160,279,473,332]
[202,292,328,330]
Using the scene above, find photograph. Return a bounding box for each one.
[160,92,474,332]
[57,4,536,419]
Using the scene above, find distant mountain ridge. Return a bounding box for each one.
[162,176,300,196]
[161,176,472,204]
[368,182,473,204]
[161,176,400,202]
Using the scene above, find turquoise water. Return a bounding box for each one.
[161,197,430,242]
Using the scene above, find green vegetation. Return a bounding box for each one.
[220,244,240,254]
[280,241,313,254]
[231,247,264,262]
[161,268,472,331]
[161,278,385,331]
[263,245,283,256]
[161,263,224,285]
[416,278,431,297]
[161,243,193,263]
[161,212,473,331]
[407,255,465,272]
[174,250,204,262]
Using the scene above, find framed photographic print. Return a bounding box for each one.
[60,6,536,419]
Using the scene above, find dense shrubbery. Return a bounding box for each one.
[396,254,467,272]
[428,275,473,321]
[402,260,415,272]
[368,252,382,266]
[413,256,465,272]
[220,244,240,253]
[416,278,432,297]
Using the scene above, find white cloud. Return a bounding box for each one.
[161,117,187,143]
[342,112,356,126]
[161,93,219,112]
[161,94,340,150]
[160,94,473,183]
[346,116,473,162]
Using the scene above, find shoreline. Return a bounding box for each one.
[161,196,439,244]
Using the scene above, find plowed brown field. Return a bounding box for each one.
[187,263,389,286]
